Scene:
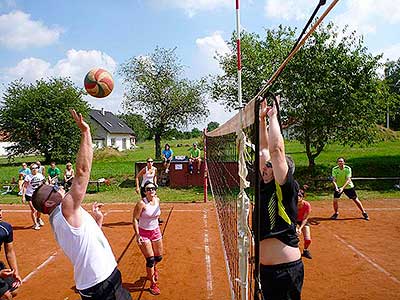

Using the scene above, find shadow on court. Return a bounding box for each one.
[103,221,133,228]
[309,216,364,225]
[123,277,147,292]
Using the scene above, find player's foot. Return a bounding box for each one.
[362,212,369,221]
[302,249,312,259]
[330,212,339,220]
[197,170,200,174]
[149,282,160,295]
[158,218,164,224]
[32,224,41,230]
[37,218,45,226]
[18,191,22,196]
[189,170,193,175]
[165,168,169,174]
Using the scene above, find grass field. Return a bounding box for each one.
[0,137,399,204]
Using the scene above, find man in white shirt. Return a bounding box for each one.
[31,109,131,300]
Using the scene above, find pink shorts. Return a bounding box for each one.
[139,227,162,243]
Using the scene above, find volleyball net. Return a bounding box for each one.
[206,121,256,300]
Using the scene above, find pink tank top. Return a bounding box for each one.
[138,198,161,230]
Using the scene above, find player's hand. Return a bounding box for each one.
[338,187,343,193]
[296,227,301,236]
[259,97,270,120]
[12,273,22,288]
[70,109,90,132]
[136,235,144,245]
[266,95,280,118]
[0,268,14,278]
[92,202,104,219]
[135,187,140,194]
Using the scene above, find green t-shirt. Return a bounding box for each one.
[48,167,61,179]
[190,148,200,158]
[332,165,354,189]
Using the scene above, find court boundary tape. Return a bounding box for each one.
[22,252,58,283]
[203,209,213,299]
[333,234,400,285]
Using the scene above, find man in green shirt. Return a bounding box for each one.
[47,161,61,185]
[330,157,369,220]
[188,143,201,174]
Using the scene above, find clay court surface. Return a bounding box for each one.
[1,198,399,300]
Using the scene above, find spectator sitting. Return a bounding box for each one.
[47,161,61,185]
[188,143,201,174]
[161,144,173,173]
[63,162,75,191]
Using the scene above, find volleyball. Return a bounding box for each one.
[84,68,114,98]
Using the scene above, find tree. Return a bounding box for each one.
[207,121,220,132]
[119,47,208,158]
[191,127,202,138]
[384,58,400,130]
[212,23,388,167]
[0,78,90,162]
[118,113,150,142]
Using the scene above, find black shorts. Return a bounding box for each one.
[140,187,146,198]
[0,262,17,296]
[78,268,131,300]
[163,158,172,163]
[260,259,304,300]
[334,187,357,200]
[25,195,32,202]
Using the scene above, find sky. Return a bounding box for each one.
[0,0,399,130]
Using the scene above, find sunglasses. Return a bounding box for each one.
[147,161,153,163]
[265,161,273,168]
[145,187,156,192]
[44,184,61,204]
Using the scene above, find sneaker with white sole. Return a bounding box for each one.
[302,249,312,259]
[362,212,369,220]
[37,218,45,226]
[32,224,40,230]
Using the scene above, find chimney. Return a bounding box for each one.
[101,108,105,116]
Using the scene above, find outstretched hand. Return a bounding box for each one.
[70,109,90,132]
[259,94,280,119]
[266,94,280,118]
[92,202,104,227]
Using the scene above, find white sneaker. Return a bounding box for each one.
[18,191,22,196]
[165,168,169,173]
[33,224,41,230]
[37,218,45,226]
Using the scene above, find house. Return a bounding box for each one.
[0,132,14,157]
[89,108,135,151]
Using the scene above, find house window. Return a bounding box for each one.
[118,122,124,128]
[122,138,127,150]
[111,138,116,146]
[106,121,113,127]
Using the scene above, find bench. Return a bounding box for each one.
[88,178,106,192]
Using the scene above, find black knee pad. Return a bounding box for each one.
[146,256,155,268]
[154,255,163,263]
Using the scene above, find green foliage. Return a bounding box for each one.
[207,121,220,132]
[384,57,400,130]
[0,78,90,163]
[118,47,209,158]
[212,23,390,167]
[118,113,150,141]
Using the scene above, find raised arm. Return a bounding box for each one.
[259,98,271,175]
[267,96,288,185]
[62,109,92,222]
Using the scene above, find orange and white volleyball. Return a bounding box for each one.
[84,68,114,98]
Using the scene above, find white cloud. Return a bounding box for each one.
[333,0,400,37]
[0,10,63,49]
[2,49,122,113]
[379,43,400,62]
[152,0,232,17]
[265,0,315,21]
[194,32,230,76]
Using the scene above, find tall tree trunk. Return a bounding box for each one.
[305,138,315,169]
[154,134,161,159]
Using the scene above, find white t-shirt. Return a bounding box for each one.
[50,205,117,290]
[24,173,45,196]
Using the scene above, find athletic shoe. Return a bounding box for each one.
[18,191,22,196]
[197,170,200,174]
[158,218,164,224]
[154,267,159,282]
[189,171,193,175]
[165,168,169,174]
[32,224,41,230]
[362,212,369,221]
[37,218,45,226]
[149,282,160,295]
[302,249,312,259]
[330,212,339,220]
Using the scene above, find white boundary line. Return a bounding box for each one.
[22,252,58,283]
[203,210,213,299]
[333,234,400,285]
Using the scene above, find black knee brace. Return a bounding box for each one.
[154,255,163,263]
[146,256,155,268]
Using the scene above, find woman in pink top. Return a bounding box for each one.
[297,185,312,259]
[132,181,163,295]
